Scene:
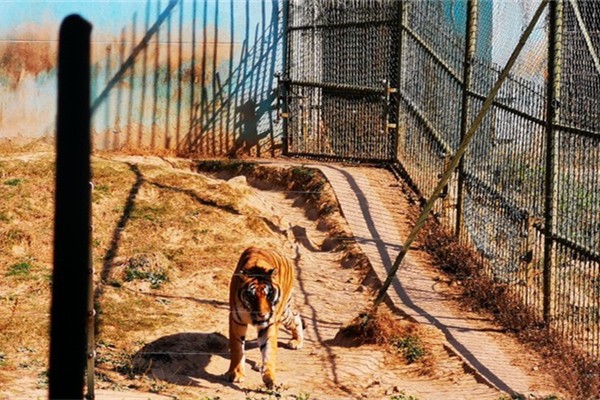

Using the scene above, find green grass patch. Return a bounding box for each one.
[6,262,32,277]
[391,392,420,400]
[122,254,169,289]
[4,178,23,187]
[6,228,29,243]
[393,335,426,364]
[124,268,168,289]
[130,203,169,222]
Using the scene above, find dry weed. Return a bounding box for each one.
[336,307,435,374]
[418,214,600,398]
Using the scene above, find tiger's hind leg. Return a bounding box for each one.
[226,314,248,383]
[281,303,303,350]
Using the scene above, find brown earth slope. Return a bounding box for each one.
[0,148,552,399]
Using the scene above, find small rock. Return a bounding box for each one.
[227,175,247,186]
[367,380,380,388]
[385,386,401,395]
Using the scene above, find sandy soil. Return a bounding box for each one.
[109,159,504,400]
[0,153,530,399]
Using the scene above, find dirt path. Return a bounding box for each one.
[105,157,505,400]
[251,159,563,398]
[305,163,562,397]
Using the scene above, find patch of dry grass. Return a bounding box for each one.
[0,150,297,397]
[0,137,53,157]
[0,152,55,392]
[336,307,436,375]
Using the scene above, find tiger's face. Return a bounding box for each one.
[239,269,280,327]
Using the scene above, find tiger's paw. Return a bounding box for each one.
[287,339,303,350]
[252,361,262,372]
[262,370,275,389]
[225,369,245,383]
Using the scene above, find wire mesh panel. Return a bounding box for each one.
[285,0,398,161]
[283,0,600,359]
[393,0,600,357]
[551,0,600,358]
[397,0,465,199]
[463,0,549,319]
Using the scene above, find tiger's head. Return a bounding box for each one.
[238,265,280,328]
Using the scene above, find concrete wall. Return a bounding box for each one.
[0,0,285,157]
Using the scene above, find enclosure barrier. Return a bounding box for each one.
[284,0,600,359]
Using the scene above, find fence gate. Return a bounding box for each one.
[282,0,399,161]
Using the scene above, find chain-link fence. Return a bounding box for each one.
[395,0,600,358]
[284,0,399,161]
[284,0,600,359]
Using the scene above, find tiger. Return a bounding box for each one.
[226,246,304,388]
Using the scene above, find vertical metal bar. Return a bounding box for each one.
[281,0,291,156]
[50,14,92,400]
[392,0,405,162]
[544,0,563,324]
[456,0,478,238]
[86,182,95,400]
[188,0,197,151]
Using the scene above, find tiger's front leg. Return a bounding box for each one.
[257,323,278,388]
[226,315,248,383]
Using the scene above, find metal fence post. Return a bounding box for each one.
[280,0,291,156]
[544,0,563,324]
[455,0,478,238]
[392,0,405,162]
[86,181,95,400]
[49,14,92,400]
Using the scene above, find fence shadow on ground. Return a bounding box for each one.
[327,165,514,394]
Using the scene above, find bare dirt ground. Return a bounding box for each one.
[0,147,554,399]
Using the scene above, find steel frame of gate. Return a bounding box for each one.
[280,0,400,163]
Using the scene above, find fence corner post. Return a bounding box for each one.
[392,0,405,163]
[280,0,291,157]
[543,0,563,324]
[456,0,478,239]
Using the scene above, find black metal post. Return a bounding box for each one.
[544,0,563,323]
[392,0,405,163]
[281,0,291,156]
[49,14,92,400]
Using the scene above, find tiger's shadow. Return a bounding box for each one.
[131,331,292,388]
[131,332,236,388]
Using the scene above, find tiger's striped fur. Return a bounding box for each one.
[226,246,303,388]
